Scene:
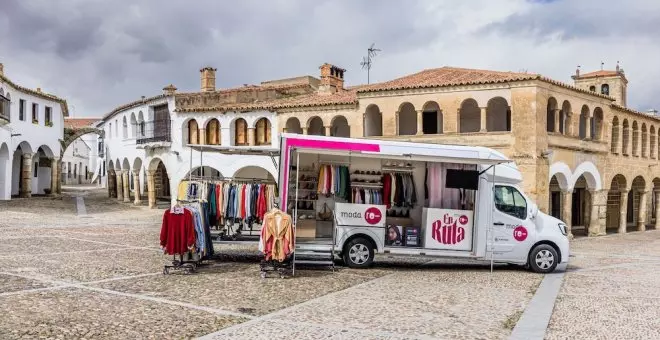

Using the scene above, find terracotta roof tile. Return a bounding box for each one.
[576,70,620,79]
[0,73,69,116]
[357,67,539,93]
[64,118,101,129]
[612,104,660,122]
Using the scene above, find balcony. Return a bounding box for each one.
[135,119,171,146]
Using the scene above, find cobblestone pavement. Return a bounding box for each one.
[1,186,657,339]
[546,231,660,340]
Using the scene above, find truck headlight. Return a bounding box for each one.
[557,223,567,236]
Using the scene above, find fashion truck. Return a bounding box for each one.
[279,134,569,273]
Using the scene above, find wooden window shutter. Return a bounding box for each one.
[188,120,199,144]
[235,119,247,145]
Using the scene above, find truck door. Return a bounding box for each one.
[491,185,535,259]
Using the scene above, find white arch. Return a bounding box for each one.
[548,162,571,190]
[571,161,602,190]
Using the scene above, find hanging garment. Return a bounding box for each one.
[160,207,196,255]
[260,209,294,262]
[177,181,188,200]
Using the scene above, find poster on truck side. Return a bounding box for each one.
[335,203,386,228]
[423,208,474,251]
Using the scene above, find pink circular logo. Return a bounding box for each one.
[459,215,468,225]
[513,226,528,242]
[364,207,382,225]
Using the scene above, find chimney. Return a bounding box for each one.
[36,87,42,93]
[0,63,3,76]
[163,84,177,96]
[318,63,345,94]
[200,67,217,92]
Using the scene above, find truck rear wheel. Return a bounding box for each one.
[343,238,374,268]
[528,244,558,273]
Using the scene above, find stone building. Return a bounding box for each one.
[0,62,68,199]
[99,62,659,237]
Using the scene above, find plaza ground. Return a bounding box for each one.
[0,186,658,339]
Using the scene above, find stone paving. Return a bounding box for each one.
[0,186,658,339]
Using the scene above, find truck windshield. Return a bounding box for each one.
[494,185,527,220]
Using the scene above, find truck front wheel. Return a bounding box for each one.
[343,238,374,268]
[528,244,558,273]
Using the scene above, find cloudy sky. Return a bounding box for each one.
[1,0,658,117]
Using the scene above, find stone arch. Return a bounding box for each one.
[330,115,350,138]
[115,158,121,170]
[185,166,223,179]
[255,117,272,145]
[486,96,510,132]
[122,158,130,171]
[571,161,602,190]
[641,123,648,158]
[0,142,10,200]
[548,162,571,190]
[364,104,383,137]
[108,159,115,171]
[206,118,221,145]
[579,105,589,140]
[421,101,442,134]
[130,112,137,138]
[397,102,417,135]
[560,100,571,135]
[622,119,630,155]
[285,117,303,134]
[631,176,647,229]
[459,98,480,133]
[606,174,628,233]
[187,119,200,145]
[132,158,143,173]
[611,116,620,154]
[632,121,639,156]
[592,107,604,141]
[650,126,657,159]
[546,97,558,133]
[62,127,104,158]
[148,157,171,201]
[233,118,248,145]
[233,165,276,182]
[36,144,55,159]
[307,116,324,136]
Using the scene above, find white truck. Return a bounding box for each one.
[279,134,569,273]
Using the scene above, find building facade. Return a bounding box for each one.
[61,138,92,185]
[98,63,659,237]
[0,63,68,200]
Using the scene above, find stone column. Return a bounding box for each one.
[619,190,628,234]
[122,170,130,203]
[19,153,32,198]
[147,170,156,209]
[586,116,593,140]
[133,170,142,205]
[561,190,573,239]
[324,126,331,137]
[654,190,660,230]
[395,111,400,135]
[115,171,123,202]
[566,112,574,136]
[302,127,308,135]
[416,109,424,135]
[587,189,606,236]
[247,127,255,145]
[50,159,58,196]
[638,190,649,231]
[200,128,207,145]
[553,109,561,133]
[479,107,487,132]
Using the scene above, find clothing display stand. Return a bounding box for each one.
[163,252,198,275]
[259,203,294,279]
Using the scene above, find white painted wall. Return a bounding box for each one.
[0,79,65,199]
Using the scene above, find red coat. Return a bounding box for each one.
[160,209,196,255]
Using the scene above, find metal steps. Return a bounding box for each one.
[293,247,335,269]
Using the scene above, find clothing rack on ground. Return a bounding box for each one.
[160,202,213,274]
[178,176,278,240]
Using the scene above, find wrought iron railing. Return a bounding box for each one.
[134,119,171,144]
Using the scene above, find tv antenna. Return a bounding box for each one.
[360,43,381,84]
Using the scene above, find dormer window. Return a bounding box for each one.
[601,84,609,95]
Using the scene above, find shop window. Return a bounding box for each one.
[494,185,527,220]
[235,118,248,145]
[255,118,271,145]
